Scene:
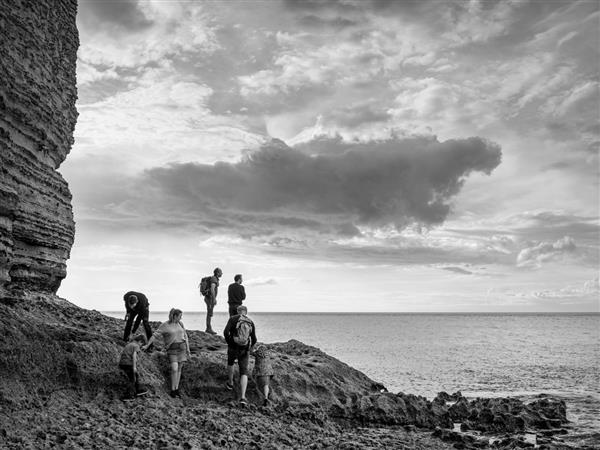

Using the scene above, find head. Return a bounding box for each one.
[253,344,267,358]
[131,334,147,344]
[214,267,223,278]
[237,305,248,316]
[168,308,183,323]
[127,295,138,308]
[234,274,243,284]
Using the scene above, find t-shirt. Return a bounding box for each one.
[152,321,188,350]
[205,276,220,299]
[227,283,246,306]
[119,342,141,366]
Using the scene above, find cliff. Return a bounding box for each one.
[0,0,78,297]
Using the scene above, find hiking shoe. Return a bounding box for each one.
[170,390,178,398]
[205,328,217,335]
[239,398,248,407]
[225,382,234,391]
[174,389,182,398]
[135,389,148,397]
[263,398,269,407]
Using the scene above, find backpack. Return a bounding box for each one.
[233,315,253,346]
[199,276,212,297]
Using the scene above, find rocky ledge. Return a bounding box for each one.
[0,294,585,449]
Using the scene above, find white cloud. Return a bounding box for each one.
[516,236,577,268]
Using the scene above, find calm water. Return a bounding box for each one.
[107,311,600,443]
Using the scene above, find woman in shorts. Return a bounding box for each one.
[143,308,190,398]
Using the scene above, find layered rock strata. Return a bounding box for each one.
[0,0,78,296]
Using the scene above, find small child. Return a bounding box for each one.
[252,344,274,406]
[119,334,148,399]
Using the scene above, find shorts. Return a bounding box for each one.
[204,297,215,317]
[227,345,249,375]
[167,341,188,363]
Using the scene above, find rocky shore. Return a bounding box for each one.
[0,293,586,449]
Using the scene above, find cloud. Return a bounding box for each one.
[441,266,473,275]
[516,236,577,268]
[93,135,501,241]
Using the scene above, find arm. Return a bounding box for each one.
[240,285,246,301]
[210,282,217,303]
[180,322,191,356]
[142,324,163,350]
[223,317,234,345]
[250,322,257,348]
[132,350,138,373]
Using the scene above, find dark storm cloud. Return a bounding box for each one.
[78,0,153,31]
[129,135,501,233]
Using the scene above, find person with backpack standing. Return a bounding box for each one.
[123,291,152,342]
[227,274,246,317]
[223,305,257,406]
[199,267,222,335]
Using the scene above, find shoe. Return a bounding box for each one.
[263,398,269,407]
[170,390,177,398]
[225,382,234,391]
[239,398,248,407]
[205,328,217,335]
[175,389,182,398]
[135,389,148,397]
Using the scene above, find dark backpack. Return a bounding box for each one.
[199,276,212,297]
[233,315,253,346]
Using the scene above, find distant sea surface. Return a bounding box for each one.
[105,311,600,445]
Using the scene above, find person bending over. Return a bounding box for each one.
[123,291,152,342]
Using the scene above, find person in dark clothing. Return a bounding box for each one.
[227,274,246,317]
[123,291,152,342]
[119,334,148,399]
[223,305,257,406]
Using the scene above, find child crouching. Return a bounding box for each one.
[119,334,148,399]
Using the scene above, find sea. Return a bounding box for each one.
[105,311,600,446]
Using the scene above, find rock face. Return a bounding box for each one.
[0,0,78,297]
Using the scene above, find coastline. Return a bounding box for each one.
[0,294,588,449]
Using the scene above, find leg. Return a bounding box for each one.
[205,297,215,333]
[226,346,236,388]
[120,364,135,397]
[238,348,250,399]
[240,374,248,400]
[123,314,136,341]
[141,309,152,340]
[257,376,270,399]
[175,362,184,390]
[228,304,238,317]
[227,364,235,386]
[170,362,178,391]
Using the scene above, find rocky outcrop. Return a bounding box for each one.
[0,296,582,449]
[0,0,78,297]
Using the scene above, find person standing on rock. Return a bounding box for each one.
[200,267,222,335]
[227,274,246,317]
[123,291,152,342]
[142,308,191,398]
[223,305,257,406]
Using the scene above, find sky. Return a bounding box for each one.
[57,0,599,313]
